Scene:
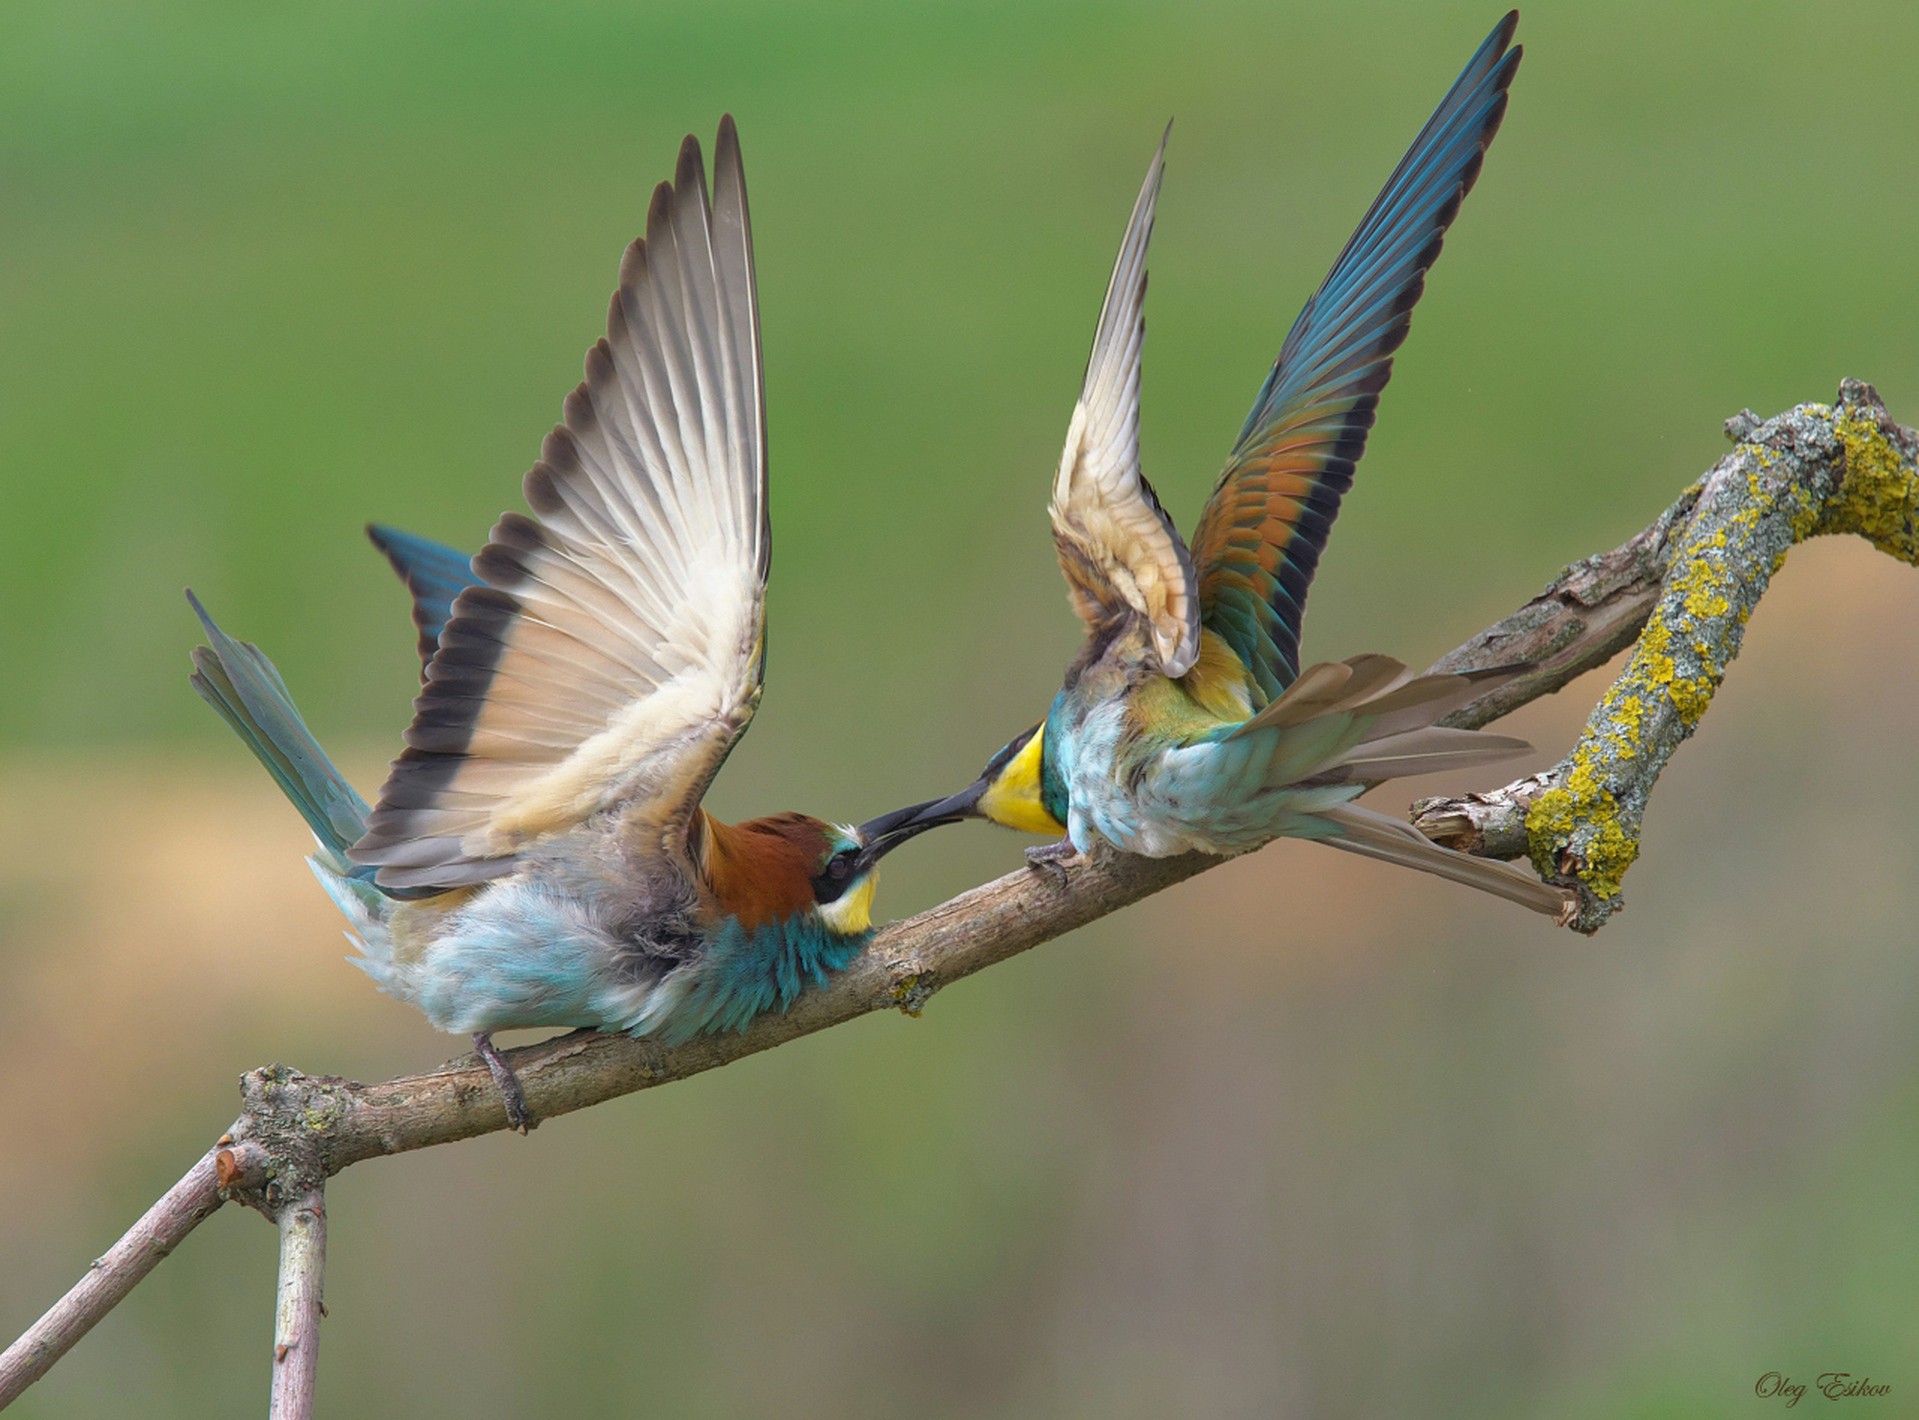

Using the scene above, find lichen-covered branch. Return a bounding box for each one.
[7,381,1912,1406]
[1416,379,1919,931]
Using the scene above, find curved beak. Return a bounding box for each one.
[853,789,980,872]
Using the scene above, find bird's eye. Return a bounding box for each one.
[827,851,854,881]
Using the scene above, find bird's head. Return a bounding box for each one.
[700,803,963,936]
[891,722,1068,838]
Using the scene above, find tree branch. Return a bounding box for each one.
[1414,379,1919,930]
[5,380,1913,1408]
[268,1188,327,1420]
[0,1142,268,1407]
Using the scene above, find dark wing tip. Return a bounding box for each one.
[616,236,648,292]
[350,578,525,870]
[580,338,618,394]
[713,114,747,204]
[646,180,675,233]
[675,131,708,198]
[524,455,567,517]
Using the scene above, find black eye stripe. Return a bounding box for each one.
[811,847,862,904]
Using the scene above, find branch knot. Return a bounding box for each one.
[231,1065,351,1220]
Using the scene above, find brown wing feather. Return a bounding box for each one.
[350,117,767,891]
[1048,126,1201,677]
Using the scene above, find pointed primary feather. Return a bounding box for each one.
[1189,12,1521,703]
[366,524,482,673]
[1049,126,1202,678]
[350,117,768,891]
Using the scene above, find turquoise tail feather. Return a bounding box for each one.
[188,590,407,987]
[185,590,371,872]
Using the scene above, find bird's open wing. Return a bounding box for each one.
[1049,128,1201,678]
[349,117,767,892]
[1188,12,1520,705]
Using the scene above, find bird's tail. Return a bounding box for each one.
[1233,654,1571,919]
[187,591,370,865]
[1314,803,1572,920]
[186,592,397,955]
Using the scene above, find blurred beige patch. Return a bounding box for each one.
[0,751,407,1199]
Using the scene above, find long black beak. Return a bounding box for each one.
[906,779,987,826]
[853,789,980,872]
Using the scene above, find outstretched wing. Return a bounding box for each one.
[350,117,767,892]
[1049,127,1201,679]
[1189,12,1521,704]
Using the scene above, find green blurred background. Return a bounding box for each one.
[5,0,1919,1414]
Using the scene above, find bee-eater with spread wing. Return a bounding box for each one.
[898,13,1569,918]
[188,118,958,1130]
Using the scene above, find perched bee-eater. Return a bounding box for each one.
[189,118,957,1130]
[897,13,1568,918]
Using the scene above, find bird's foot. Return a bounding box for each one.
[472,1032,535,1134]
[1024,838,1079,886]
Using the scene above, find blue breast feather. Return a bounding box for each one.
[658,916,871,1043]
[375,885,870,1044]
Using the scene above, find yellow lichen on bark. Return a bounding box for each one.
[1822,410,1919,563]
[1525,754,1639,902]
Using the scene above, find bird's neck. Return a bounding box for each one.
[661,811,870,1040]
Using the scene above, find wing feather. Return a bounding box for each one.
[1190,13,1521,703]
[1048,126,1202,678]
[350,117,768,891]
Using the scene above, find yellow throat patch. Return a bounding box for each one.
[979,726,1067,835]
[819,871,878,935]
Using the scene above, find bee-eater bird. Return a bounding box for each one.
[896,13,1569,918]
[188,118,958,1130]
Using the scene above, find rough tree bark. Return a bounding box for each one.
[2,381,1913,1416]
[1414,379,1919,929]
[267,1189,326,1420]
